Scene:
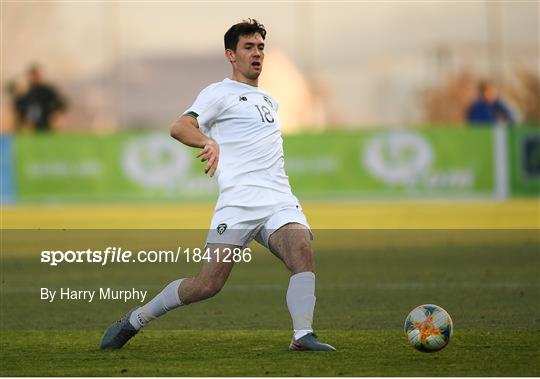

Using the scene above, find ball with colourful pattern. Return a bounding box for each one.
[404,304,453,352]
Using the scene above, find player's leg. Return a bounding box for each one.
[267,222,335,351]
[176,243,237,304]
[268,223,316,339]
[100,244,237,349]
[268,222,314,274]
[130,243,236,326]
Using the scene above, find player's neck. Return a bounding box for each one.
[230,73,258,87]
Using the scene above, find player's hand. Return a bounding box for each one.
[196,139,220,177]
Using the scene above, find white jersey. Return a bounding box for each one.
[184,78,296,209]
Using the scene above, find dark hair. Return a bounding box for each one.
[224,19,266,51]
[478,80,494,95]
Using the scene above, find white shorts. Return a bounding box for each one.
[206,200,312,248]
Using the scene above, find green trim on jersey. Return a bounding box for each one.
[185,111,199,119]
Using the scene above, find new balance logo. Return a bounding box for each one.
[239,96,247,101]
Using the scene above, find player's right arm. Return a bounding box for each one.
[170,115,219,177]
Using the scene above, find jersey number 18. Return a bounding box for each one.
[254,105,274,123]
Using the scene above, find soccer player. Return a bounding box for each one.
[100,19,335,352]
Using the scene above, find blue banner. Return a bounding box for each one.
[0,135,16,203]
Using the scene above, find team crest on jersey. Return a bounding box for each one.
[263,96,273,108]
[217,223,228,235]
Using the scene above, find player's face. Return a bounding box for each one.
[228,33,265,82]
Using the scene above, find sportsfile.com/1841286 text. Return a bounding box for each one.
[40,247,253,266]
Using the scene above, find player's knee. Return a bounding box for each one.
[298,240,313,259]
[291,240,314,273]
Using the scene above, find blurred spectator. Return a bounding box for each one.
[22,64,68,132]
[5,79,27,131]
[467,81,515,127]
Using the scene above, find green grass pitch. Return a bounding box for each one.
[1,229,539,376]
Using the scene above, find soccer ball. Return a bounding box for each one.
[404,304,453,352]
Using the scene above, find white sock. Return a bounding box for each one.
[286,271,315,341]
[129,279,184,330]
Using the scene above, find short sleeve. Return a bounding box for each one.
[183,83,224,129]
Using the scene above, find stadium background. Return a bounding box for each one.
[1,2,539,377]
